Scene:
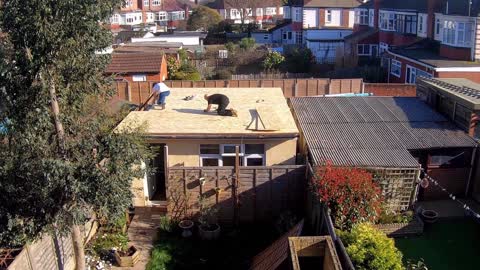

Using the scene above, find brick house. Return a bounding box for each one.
[110,0,195,29]
[105,52,168,82]
[300,0,362,63]
[345,0,480,84]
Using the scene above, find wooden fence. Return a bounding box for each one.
[114,78,363,105]
[167,165,306,224]
[5,219,98,270]
[232,73,311,80]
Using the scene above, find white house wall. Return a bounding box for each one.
[131,36,201,46]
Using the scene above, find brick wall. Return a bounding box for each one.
[435,71,480,84]
[379,31,420,47]
[365,83,416,97]
[439,45,472,61]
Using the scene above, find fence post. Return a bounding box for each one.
[127,83,132,102]
[226,80,230,88]
[294,80,298,97]
[327,79,332,96]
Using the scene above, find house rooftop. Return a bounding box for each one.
[106,52,164,74]
[304,0,364,8]
[117,88,299,138]
[390,47,480,68]
[290,97,477,168]
[418,77,480,109]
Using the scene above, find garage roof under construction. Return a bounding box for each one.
[290,97,477,168]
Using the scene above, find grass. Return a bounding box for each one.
[395,219,480,270]
[146,223,281,270]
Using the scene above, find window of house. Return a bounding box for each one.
[199,144,265,167]
[357,44,371,56]
[379,42,388,54]
[124,0,133,7]
[111,14,120,24]
[126,17,134,23]
[256,8,263,16]
[356,9,369,25]
[132,74,147,81]
[218,50,228,59]
[152,0,161,6]
[443,20,456,45]
[379,11,396,31]
[266,7,276,16]
[283,31,292,40]
[457,22,473,46]
[390,59,402,77]
[144,0,149,7]
[263,34,269,40]
[295,31,302,44]
[244,144,265,166]
[369,9,374,26]
[326,10,332,23]
[294,8,302,22]
[436,18,441,35]
[405,15,417,34]
[157,11,167,21]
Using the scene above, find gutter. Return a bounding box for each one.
[145,133,300,140]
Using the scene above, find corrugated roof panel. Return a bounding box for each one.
[290,96,478,168]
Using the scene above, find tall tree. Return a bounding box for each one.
[0,0,148,268]
[187,6,222,31]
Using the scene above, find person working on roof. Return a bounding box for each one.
[204,94,237,117]
[152,82,170,110]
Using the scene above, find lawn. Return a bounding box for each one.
[395,219,480,270]
[146,222,283,270]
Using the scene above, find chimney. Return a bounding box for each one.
[427,0,442,39]
[374,0,381,29]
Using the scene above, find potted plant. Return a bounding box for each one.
[421,209,438,223]
[179,219,194,237]
[114,245,140,267]
[198,196,221,240]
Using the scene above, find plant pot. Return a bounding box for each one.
[198,223,221,240]
[179,219,194,238]
[114,246,140,267]
[421,209,438,224]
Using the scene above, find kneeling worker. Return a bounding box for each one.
[152,82,170,110]
[204,93,238,117]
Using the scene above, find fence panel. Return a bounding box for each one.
[167,166,306,224]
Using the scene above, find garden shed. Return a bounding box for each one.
[290,96,478,210]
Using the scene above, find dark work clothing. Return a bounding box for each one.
[208,94,232,116]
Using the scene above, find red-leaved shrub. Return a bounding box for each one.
[313,161,383,229]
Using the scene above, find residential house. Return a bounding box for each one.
[105,52,168,82]
[251,21,295,45]
[110,0,194,29]
[416,77,480,202]
[210,0,284,25]
[346,0,480,84]
[290,96,478,209]
[116,87,299,209]
[301,0,362,63]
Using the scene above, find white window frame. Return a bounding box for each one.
[294,7,302,22]
[111,14,120,24]
[152,0,161,6]
[368,9,374,27]
[157,11,168,21]
[406,65,432,84]
[326,10,332,23]
[295,31,302,44]
[379,42,388,54]
[357,44,371,56]
[199,144,265,167]
[391,59,402,78]
[356,9,368,25]
[263,34,270,40]
[124,0,133,8]
[143,0,149,7]
[132,74,147,81]
[266,7,276,16]
[256,8,263,17]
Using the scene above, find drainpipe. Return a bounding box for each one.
[471,17,477,61]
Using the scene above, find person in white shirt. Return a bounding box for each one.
[152,82,170,110]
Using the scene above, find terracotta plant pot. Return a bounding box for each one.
[114,246,140,267]
[179,219,194,238]
[198,223,221,240]
[421,209,438,224]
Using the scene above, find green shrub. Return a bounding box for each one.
[146,242,175,270]
[225,42,236,53]
[337,223,403,270]
[239,37,255,50]
[378,210,414,224]
[158,216,174,233]
[215,69,233,80]
[263,51,285,71]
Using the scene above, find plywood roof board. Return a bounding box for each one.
[117,88,299,137]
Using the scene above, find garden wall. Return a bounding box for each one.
[166,165,306,224]
[364,83,416,97]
